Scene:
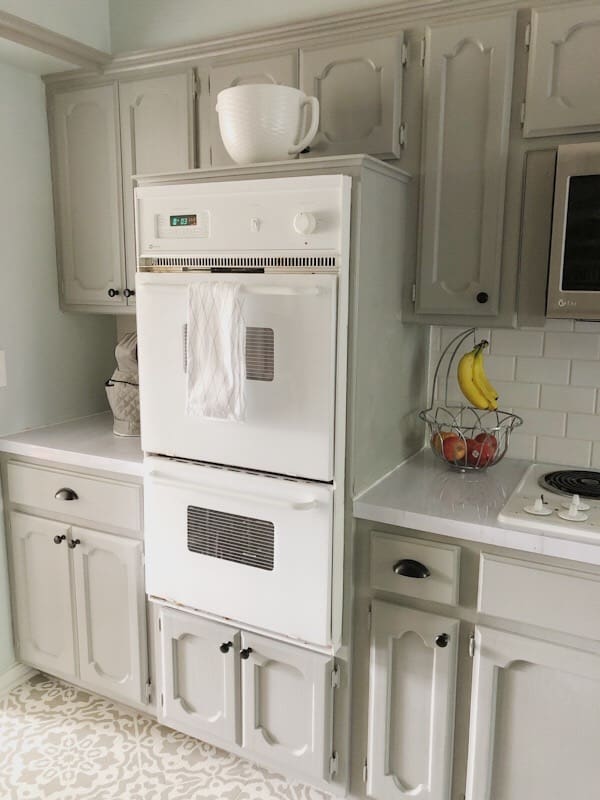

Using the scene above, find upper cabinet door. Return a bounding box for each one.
[240,632,334,782]
[416,14,516,316]
[119,71,195,296]
[9,512,76,678]
[367,602,459,800]
[71,526,147,706]
[207,53,298,166]
[466,626,600,800]
[50,84,126,308]
[300,36,403,159]
[524,4,600,137]
[157,606,241,747]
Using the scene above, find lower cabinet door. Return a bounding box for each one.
[367,601,459,800]
[71,526,147,705]
[241,632,334,781]
[9,512,76,678]
[466,626,600,800]
[158,607,240,746]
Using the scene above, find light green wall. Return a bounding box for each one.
[0,62,117,676]
[109,0,382,53]
[0,0,111,51]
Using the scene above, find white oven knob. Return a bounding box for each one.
[293,212,317,235]
[524,496,552,516]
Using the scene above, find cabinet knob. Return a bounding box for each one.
[107,288,120,298]
[476,292,489,304]
[123,288,135,298]
[392,559,431,579]
[68,538,81,549]
[435,633,449,648]
[219,641,233,654]
[53,534,66,545]
[55,488,78,501]
[240,647,253,660]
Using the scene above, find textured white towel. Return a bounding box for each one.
[186,282,245,420]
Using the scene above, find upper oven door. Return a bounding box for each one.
[547,142,600,319]
[136,271,337,481]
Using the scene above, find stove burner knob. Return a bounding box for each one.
[561,493,590,512]
[524,496,553,516]
[293,212,317,235]
[558,496,589,522]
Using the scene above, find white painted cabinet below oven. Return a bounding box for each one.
[157,606,241,746]
[9,513,76,679]
[71,526,147,706]
[240,631,334,781]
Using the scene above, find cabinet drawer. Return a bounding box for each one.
[6,461,142,532]
[479,554,600,640]
[370,532,460,605]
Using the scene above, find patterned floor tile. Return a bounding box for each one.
[0,675,333,800]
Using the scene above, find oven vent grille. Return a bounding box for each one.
[246,327,274,381]
[187,506,274,571]
[140,255,337,270]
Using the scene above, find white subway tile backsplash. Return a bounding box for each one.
[540,385,596,413]
[544,332,600,360]
[536,437,592,467]
[431,323,600,468]
[515,357,570,385]
[571,360,600,387]
[491,329,544,357]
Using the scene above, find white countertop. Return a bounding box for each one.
[354,450,600,565]
[0,413,144,477]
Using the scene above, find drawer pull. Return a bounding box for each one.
[68,538,81,549]
[435,633,449,648]
[53,535,66,545]
[240,647,253,660]
[219,641,233,654]
[393,559,431,579]
[55,487,78,501]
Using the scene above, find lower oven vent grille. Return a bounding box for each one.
[187,506,274,571]
[246,327,274,381]
[140,255,337,270]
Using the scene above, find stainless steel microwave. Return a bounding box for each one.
[547,142,600,320]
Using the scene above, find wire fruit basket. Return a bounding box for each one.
[419,329,522,471]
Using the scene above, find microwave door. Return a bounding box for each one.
[136,271,338,480]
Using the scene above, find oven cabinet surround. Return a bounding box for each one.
[524,3,600,137]
[155,604,337,789]
[414,13,516,318]
[352,520,600,800]
[2,457,150,710]
[47,70,195,313]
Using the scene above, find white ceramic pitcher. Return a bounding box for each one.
[216,84,320,164]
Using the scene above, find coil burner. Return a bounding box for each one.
[538,470,600,500]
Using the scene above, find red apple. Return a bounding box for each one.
[442,435,466,464]
[467,435,497,467]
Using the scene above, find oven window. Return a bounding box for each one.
[187,506,274,571]
[562,174,600,292]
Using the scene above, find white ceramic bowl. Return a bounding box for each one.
[216,84,320,165]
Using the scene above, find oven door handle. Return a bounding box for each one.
[147,472,321,511]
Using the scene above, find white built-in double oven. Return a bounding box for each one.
[135,175,350,648]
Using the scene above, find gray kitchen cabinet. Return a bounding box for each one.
[367,601,459,800]
[524,4,600,137]
[9,512,76,679]
[118,71,196,300]
[49,84,126,309]
[205,53,298,166]
[300,36,403,159]
[241,631,335,782]
[416,14,516,317]
[72,525,147,706]
[466,626,600,800]
[157,606,241,746]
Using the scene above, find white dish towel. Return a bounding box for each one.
[186,282,246,420]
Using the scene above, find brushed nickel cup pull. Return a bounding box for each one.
[55,488,78,501]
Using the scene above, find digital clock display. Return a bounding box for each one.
[170,214,197,227]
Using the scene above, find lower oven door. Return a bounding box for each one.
[144,457,334,647]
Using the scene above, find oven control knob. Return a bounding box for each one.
[293,212,317,235]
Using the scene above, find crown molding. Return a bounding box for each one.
[0,10,111,71]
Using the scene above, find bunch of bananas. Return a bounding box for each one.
[457,341,498,410]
